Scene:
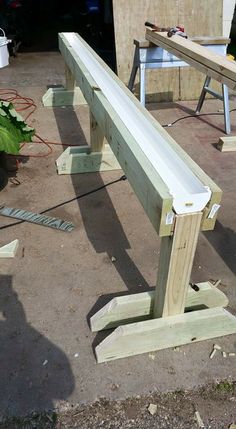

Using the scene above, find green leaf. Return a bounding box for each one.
[0,101,35,155]
[0,126,21,154]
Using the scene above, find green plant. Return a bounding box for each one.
[0,100,35,155]
[216,381,234,393]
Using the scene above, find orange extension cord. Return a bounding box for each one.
[0,88,78,158]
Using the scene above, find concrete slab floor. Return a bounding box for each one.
[0,52,236,417]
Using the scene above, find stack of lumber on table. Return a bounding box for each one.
[146,30,236,90]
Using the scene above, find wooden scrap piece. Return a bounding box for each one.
[0,239,19,258]
[194,411,205,428]
[217,136,236,152]
[148,403,157,416]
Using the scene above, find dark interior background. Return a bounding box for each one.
[0,0,116,69]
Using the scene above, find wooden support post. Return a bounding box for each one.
[65,63,76,90]
[42,62,87,107]
[90,111,106,153]
[153,212,202,318]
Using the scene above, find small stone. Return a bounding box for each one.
[229,353,236,357]
[110,383,119,391]
[222,351,227,358]
[43,359,48,366]
[111,256,116,262]
[148,403,157,416]
[229,424,236,429]
[74,353,79,358]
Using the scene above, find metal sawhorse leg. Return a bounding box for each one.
[196,76,231,135]
[128,45,147,106]
[127,40,188,106]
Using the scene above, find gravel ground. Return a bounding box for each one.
[1,382,236,429]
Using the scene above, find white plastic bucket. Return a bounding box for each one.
[0,28,9,68]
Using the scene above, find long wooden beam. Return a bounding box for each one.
[146,30,236,91]
[58,33,221,236]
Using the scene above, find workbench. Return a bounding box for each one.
[128,37,231,133]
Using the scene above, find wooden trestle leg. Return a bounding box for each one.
[91,211,236,363]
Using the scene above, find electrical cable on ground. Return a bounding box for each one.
[0,174,127,230]
[162,108,236,128]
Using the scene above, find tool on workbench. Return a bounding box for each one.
[144,21,187,38]
[167,26,187,38]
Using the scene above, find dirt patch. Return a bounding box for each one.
[1,382,236,429]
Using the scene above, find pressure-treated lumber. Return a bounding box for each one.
[42,62,86,107]
[90,112,106,153]
[90,281,229,332]
[146,30,236,91]
[56,32,222,235]
[135,37,230,49]
[56,144,121,174]
[95,307,236,362]
[153,212,202,318]
[0,239,19,258]
[217,136,236,152]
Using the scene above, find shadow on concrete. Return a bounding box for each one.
[0,274,75,420]
[53,106,149,293]
[204,220,236,276]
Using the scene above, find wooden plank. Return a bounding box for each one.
[95,307,236,362]
[90,111,106,152]
[65,63,76,90]
[153,212,202,318]
[191,37,230,45]
[56,145,121,174]
[146,30,236,90]
[217,136,236,152]
[42,87,87,107]
[58,33,222,234]
[90,281,229,332]
[42,62,86,107]
[135,37,230,49]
